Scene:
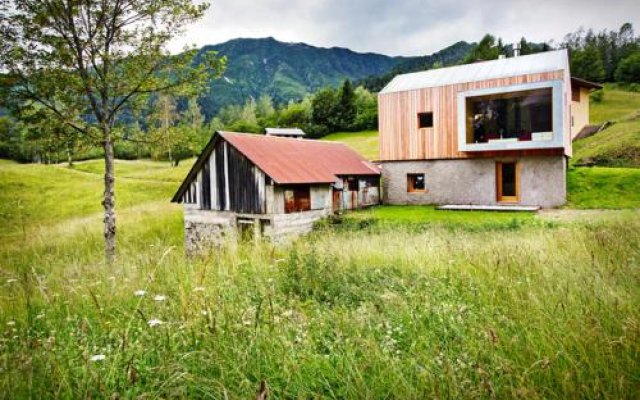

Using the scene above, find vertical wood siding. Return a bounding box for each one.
[378,71,567,161]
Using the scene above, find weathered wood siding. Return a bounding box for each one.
[378,71,569,161]
[186,138,267,214]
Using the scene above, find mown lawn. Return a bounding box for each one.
[567,167,640,209]
[323,130,379,160]
[0,159,639,398]
[589,85,640,124]
[571,86,640,168]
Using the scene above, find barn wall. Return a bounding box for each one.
[378,71,568,161]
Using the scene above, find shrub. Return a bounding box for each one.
[615,53,640,83]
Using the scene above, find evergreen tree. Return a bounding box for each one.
[615,53,640,83]
[336,80,357,131]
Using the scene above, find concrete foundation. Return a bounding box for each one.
[183,206,332,254]
[381,156,566,208]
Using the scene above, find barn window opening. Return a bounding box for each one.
[284,186,311,213]
[407,174,426,192]
[347,178,359,191]
[418,112,433,128]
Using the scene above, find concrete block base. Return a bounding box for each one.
[381,156,566,208]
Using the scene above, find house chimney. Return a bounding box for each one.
[513,42,521,57]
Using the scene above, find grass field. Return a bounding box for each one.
[1,158,639,398]
[323,130,379,160]
[572,86,640,167]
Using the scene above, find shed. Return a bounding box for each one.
[172,131,380,252]
[265,127,306,138]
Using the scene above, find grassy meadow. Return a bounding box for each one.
[1,158,639,399]
[323,130,379,160]
[572,86,640,167]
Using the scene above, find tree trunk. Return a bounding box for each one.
[67,145,74,167]
[103,135,116,264]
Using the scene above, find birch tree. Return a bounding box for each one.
[0,0,225,263]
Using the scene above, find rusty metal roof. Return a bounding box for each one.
[171,131,380,202]
[220,131,379,184]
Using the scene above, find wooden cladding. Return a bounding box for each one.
[378,71,566,161]
[207,139,266,214]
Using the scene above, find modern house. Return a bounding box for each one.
[265,127,306,138]
[172,131,380,252]
[377,49,599,208]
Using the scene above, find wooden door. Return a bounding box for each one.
[332,190,341,212]
[496,161,520,203]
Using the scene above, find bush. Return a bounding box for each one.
[615,53,640,83]
[590,89,604,103]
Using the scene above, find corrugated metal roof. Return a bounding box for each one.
[221,132,379,184]
[380,49,569,94]
[265,127,305,136]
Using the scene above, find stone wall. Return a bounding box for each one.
[381,156,566,208]
[183,205,332,254]
[183,207,237,255]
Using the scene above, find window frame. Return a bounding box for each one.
[284,185,311,214]
[417,112,434,129]
[457,80,565,152]
[407,173,426,193]
[496,161,520,203]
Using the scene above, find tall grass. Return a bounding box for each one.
[1,159,639,398]
[1,211,638,398]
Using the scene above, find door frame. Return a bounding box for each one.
[496,161,520,203]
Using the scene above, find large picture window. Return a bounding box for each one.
[466,88,553,144]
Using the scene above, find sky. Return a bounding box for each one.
[169,0,640,56]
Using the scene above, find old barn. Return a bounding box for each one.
[172,131,380,252]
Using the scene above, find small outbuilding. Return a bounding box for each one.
[172,131,380,253]
[265,127,306,138]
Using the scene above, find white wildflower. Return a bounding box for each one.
[134,290,146,297]
[148,318,163,327]
[6,321,15,326]
[193,286,205,292]
[201,310,208,316]
[90,354,106,362]
[153,295,166,302]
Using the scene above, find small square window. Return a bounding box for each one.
[418,112,433,128]
[407,174,426,192]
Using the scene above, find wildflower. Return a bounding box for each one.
[193,286,205,292]
[6,321,15,326]
[201,310,208,316]
[6,279,17,284]
[153,295,166,302]
[134,290,146,297]
[90,354,106,362]
[148,319,163,327]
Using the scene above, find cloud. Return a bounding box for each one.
[169,0,640,56]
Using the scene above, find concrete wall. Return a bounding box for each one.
[183,185,334,254]
[183,206,237,254]
[381,156,566,208]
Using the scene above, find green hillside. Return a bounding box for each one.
[198,38,410,118]
[324,130,379,160]
[572,86,640,167]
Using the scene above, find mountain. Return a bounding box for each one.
[196,37,415,118]
[357,41,475,91]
